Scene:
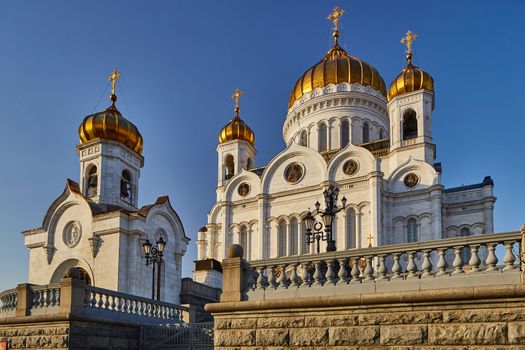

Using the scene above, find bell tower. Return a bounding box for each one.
[77,69,144,210]
[217,89,256,188]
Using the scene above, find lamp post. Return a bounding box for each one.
[142,237,166,301]
[304,185,346,253]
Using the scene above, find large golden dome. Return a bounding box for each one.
[288,42,387,109]
[218,115,255,145]
[388,52,434,102]
[78,94,143,155]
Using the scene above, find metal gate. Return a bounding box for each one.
[140,322,214,350]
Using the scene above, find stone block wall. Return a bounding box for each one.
[210,291,525,349]
[0,318,140,350]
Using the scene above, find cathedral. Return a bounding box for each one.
[194,8,496,288]
[22,72,189,304]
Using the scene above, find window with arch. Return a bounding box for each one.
[246,158,253,170]
[403,109,418,140]
[224,154,234,180]
[345,209,356,249]
[86,166,98,198]
[407,218,418,243]
[278,220,287,257]
[120,170,132,203]
[300,130,308,146]
[289,218,298,256]
[362,122,370,143]
[460,227,471,264]
[300,221,309,254]
[341,120,350,148]
[318,123,327,152]
[240,226,248,254]
[379,128,384,140]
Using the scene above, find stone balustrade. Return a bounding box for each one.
[0,270,186,325]
[246,231,523,300]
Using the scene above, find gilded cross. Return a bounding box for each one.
[327,6,345,33]
[367,234,374,248]
[232,88,243,116]
[401,31,418,54]
[108,69,121,95]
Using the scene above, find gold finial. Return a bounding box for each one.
[108,69,121,96]
[327,6,345,44]
[401,31,417,65]
[367,234,374,248]
[231,88,243,116]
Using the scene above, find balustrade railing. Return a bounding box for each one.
[247,231,522,295]
[0,289,17,315]
[31,284,61,310]
[83,285,186,323]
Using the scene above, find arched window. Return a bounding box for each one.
[345,209,356,249]
[403,109,418,140]
[224,154,234,180]
[278,220,287,257]
[379,128,384,140]
[318,123,327,152]
[86,166,98,198]
[341,120,350,148]
[407,219,418,243]
[246,158,253,170]
[240,226,248,254]
[460,227,471,265]
[120,170,132,203]
[362,122,369,143]
[300,221,308,254]
[300,130,308,146]
[289,218,298,255]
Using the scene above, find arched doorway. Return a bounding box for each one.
[50,258,93,285]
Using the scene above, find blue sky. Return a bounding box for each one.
[0,1,524,291]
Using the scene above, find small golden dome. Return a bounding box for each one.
[218,115,255,145]
[288,43,387,109]
[78,94,143,155]
[388,52,434,102]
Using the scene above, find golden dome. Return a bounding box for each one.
[78,94,143,155]
[388,52,434,102]
[218,114,255,146]
[288,42,387,109]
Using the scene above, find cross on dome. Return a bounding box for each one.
[401,31,418,64]
[231,88,243,116]
[108,69,121,96]
[327,6,345,43]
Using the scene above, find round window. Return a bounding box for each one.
[238,183,250,197]
[342,159,359,176]
[284,163,304,184]
[63,221,82,248]
[404,173,419,188]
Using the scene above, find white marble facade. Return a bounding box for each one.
[195,85,495,288]
[23,138,189,304]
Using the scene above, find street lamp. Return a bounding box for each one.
[142,237,165,300]
[304,185,346,253]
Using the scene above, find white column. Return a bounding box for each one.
[369,162,382,247]
[430,189,443,240]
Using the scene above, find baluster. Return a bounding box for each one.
[485,243,498,272]
[277,264,289,289]
[436,248,448,276]
[391,253,402,280]
[406,251,418,279]
[290,263,300,287]
[337,257,348,285]
[96,292,103,308]
[110,295,116,310]
[325,259,336,285]
[256,266,267,290]
[363,256,374,281]
[468,244,481,273]
[43,289,49,307]
[376,255,388,281]
[503,241,517,271]
[267,266,277,289]
[300,262,311,286]
[104,294,110,309]
[313,261,323,286]
[452,246,465,274]
[421,250,433,278]
[350,257,361,283]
